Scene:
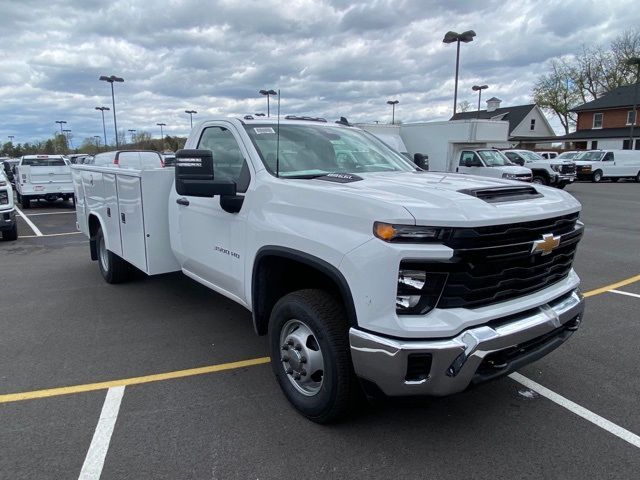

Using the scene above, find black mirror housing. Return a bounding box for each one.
[414,153,429,170]
[464,158,473,167]
[175,149,237,197]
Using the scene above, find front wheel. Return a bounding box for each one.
[635,171,640,183]
[96,226,132,284]
[532,175,547,185]
[268,289,359,423]
[592,170,603,183]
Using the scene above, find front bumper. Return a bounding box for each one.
[554,174,576,183]
[350,289,584,397]
[0,208,16,231]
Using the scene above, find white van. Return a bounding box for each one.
[574,150,640,182]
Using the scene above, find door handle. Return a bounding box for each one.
[176,197,190,206]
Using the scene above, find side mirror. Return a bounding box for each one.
[175,149,236,197]
[413,153,429,170]
[464,158,474,168]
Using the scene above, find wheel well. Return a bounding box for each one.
[251,249,357,336]
[88,214,101,261]
[531,168,549,179]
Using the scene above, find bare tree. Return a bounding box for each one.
[457,100,472,113]
[533,60,580,135]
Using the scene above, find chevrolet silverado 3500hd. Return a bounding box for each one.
[73,117,585,423]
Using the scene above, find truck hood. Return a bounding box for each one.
[574,160,597,166]
[308,171,580,226]
[495,165,531,174]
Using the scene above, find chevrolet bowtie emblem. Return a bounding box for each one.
[531,233,561,255]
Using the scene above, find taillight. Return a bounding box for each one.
[113,157,119,165]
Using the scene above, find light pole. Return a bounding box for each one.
[8,135,15,143]
[128,129,136,144]
[443,30,476,116]
[99,75,124,147]
[626,57,640,150]
[259,89,277,117]
[93,135,101,150]
[63,129,73,150]
[472,85,488,118]
[55,120,67,136]
[95,106,110,148]
[157,123,166,149]
[185,110,197,129]
[386,100,399,124]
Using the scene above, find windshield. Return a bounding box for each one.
[558,152,578,159]
[575,151,604,161]
[477,150,513,167]
[244,124,415,177]
[22,157,66,166]
[517,151,545,162]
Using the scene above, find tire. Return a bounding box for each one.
[635,171,640,183]
[532,175,548,185]
[268,289,359,423]
[592,170,603,183]
[95,226,131,284]
[1,222,18,241]
[21,196,30,209]
[556,183,567,190]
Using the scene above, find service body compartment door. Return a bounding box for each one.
[116,174,147,272]
[103,173,122,256]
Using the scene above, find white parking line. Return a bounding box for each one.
[19,231,81,238]
[609,289,640,299]
[14,206,43,236]
[78,386,125,480]
[510,373,640,449]
[26,211,75,216]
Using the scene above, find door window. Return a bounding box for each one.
[603,152,614,162]
[460,151,481,166]
[198,127,250,192]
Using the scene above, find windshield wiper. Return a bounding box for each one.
[283,172,331,179]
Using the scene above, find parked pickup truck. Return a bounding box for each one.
[0,169,17,241]
[73,117,585,423]
[15,155,75,208]
[503,149,576,188]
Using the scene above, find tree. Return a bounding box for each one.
[533,29,640,133]
[457,100,472,113]
[533,60,581,135]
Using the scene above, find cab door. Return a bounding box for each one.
[172,123,252,301]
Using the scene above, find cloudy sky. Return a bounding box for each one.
[1,0,639,145]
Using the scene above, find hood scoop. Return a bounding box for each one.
[458,186,543,203]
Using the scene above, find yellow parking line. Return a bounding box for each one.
[583,274,640,298]
[0,357,270,404]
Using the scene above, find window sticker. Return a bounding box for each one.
[254,127,275,134]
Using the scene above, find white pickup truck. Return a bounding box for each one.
[15,155,75,208]
[73,117,585,423]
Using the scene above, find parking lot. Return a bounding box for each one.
[1,182,639,480]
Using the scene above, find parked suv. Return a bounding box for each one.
[0,169,17,241]
[503,149,576,188]
[85,150,164,169]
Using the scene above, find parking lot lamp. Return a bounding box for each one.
[259,89,277,117]
[185,110,198,129]
[8,135,14,143]
[62,129,73,150]
[93,135,101,149]
[55,120,67,136]
[157,123,166,147]
[443,30,476,116]
[99,75,124,147]
[95,106,110,147]
[626,57,640,150]
[472,85,488,118]
[386,100,399,124]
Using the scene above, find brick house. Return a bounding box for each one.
[564,83,640,150]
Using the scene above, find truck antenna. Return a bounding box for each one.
[276,89,281,178]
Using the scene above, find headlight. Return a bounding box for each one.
[551,164,562,172]
[0,191,8,205]
[396,266,447,315]
[502,173,517,179]
[374,222,450,243]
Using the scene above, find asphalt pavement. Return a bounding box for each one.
[1,181,639,480]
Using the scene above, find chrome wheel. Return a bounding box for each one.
[99,234,109,272]
[279,319,325,396]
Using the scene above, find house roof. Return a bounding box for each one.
[571,83,640,112]
[450,103,536,134]
[560,127,640,140]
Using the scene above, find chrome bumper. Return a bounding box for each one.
[349,289,584,397]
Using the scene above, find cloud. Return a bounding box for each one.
[0,0,639,144]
